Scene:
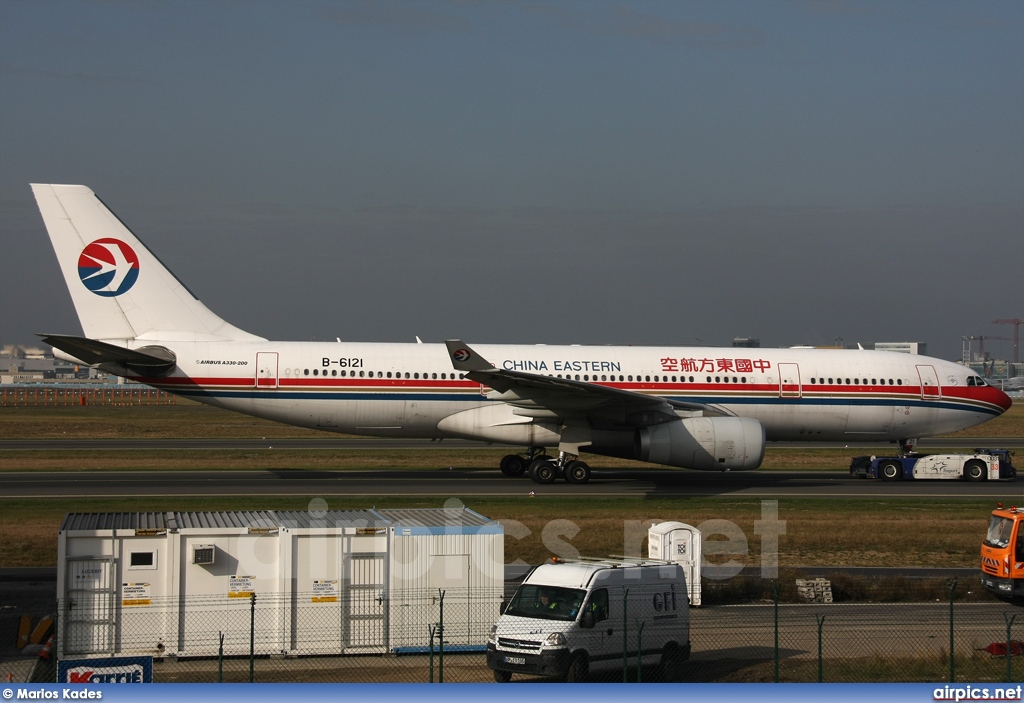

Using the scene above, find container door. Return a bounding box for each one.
[344,554,387,652]
[429,554,471,645]
[668,528,701,607]
[64,558,116,655]
[292,534,343,655]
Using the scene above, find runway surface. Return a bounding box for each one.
[5,466,1023,498]
[2,436,1021,498]
[2,437,1022,451]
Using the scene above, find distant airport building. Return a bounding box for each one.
[732,337,761,348]
[968,360,1022,382]
[1,350,106,384]
[874,342,927,356]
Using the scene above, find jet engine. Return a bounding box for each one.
[635,416,765,471]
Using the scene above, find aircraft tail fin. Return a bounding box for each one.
[31,184,264,343]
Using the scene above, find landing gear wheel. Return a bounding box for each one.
[529,459,557,484]
[880,462,901,481]
[965,460,986,482]
[499,454,528,477]
[565,461,591,485]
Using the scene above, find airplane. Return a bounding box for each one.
[30,184,1013,485]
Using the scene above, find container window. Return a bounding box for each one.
[129,551,156,569]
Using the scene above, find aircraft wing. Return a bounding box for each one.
[445,340,715,427]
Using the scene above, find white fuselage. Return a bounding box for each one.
[128,340,1008,444]
[31,184,1014,475]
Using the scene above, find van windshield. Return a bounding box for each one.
[505,584,586,622]
[986,516,1015,548]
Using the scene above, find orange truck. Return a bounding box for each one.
[981,504,1024,599]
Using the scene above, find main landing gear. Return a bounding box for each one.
[498,449,591,485]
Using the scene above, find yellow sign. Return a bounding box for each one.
[311,580,339,603]
[122,582,151,606]
[229,575,255,598]
[247,527,277,535]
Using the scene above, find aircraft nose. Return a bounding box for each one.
[993,386,1013,413]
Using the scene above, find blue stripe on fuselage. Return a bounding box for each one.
[162,387,1003,416]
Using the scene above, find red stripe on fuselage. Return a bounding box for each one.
[126,373,1008,411]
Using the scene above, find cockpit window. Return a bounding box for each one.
[968,376,987,387]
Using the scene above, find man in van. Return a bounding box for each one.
[539,592,556,610]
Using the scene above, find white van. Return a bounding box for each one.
[487,557,691,682]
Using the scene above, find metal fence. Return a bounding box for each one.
[0,384,176,407]
[6,580,1024,684]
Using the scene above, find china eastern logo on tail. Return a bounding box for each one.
[78,238,139,296]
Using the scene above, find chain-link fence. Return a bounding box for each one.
[0,384,175,407]
[5,580,1023,684]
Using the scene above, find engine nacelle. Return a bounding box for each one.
[636,417,765,471]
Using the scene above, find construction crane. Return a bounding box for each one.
[993,319,1023,363]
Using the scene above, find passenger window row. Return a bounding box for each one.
[279,370,952,389]
[809,378,903,386]
[554,375,698,383]
[288,369,467,380]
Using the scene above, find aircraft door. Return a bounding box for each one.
[779,363,802,398]
[256,352,279,389]
[916,365,940,400]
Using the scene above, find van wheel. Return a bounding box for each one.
[563,652,588,683]
[493,669,512,683]
[659,644,684,681]
[880,462,901,481]
[965,460,986,482]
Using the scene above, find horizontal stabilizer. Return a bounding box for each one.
[38,334,177,376]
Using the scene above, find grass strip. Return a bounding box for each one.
[0,495,1001,570]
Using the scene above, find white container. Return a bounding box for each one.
[57,508,503,658]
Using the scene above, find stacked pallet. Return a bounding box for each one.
[796,578,833,603]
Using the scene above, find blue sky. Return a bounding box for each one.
[1,0,1021,361]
